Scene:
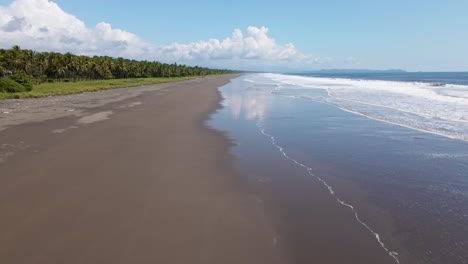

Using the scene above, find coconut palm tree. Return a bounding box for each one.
[6,45,24,73]
[0,46,234,82]
[34,52,49,78]
[23,49,36,75]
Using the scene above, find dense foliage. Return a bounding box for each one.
[0,45,233,82]
[9,72,33,91]
[0,77,28,93]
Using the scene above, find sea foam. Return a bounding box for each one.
[257,122,400,264]
[252,73,468,142]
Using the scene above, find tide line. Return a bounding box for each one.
[256,121,401,264]
[326,88,468,125]
[276,92,468,143]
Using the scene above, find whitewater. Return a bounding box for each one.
[213,74,468,264]
[250,73,468,142]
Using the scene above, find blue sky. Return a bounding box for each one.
[0,0,467,71]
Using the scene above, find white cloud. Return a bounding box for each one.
[0,0,318,69]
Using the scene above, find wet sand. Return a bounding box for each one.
[0,75,288,264]
[0,74,409,264]
[211,77,400,264]
[211,75,468,264]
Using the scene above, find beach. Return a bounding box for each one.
[1,0,466,263]
[210,74,468,264]
[2,73,465,264]
[0,75,288,264]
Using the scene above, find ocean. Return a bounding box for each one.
[296,71,468,85]
[209,72,468,264]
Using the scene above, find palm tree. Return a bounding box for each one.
[75,56,89,80]
[6,45,24,73]
[34,52,48,78]
[115,57,128,78]
[0,46,233,82]
[23,49,36,75]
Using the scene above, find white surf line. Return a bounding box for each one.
[327,102,468,143]
[275,93,468,143]
[326,88,468,124]
[256,122,401,264]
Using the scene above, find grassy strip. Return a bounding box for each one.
[0,76,198,99]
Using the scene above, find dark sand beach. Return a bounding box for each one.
[0,75,404,264]
[0,75,287,264]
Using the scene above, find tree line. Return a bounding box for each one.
[0,45,234,81]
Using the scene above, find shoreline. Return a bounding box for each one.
[0,74,288,263]
[210,75,402,264]
[211,74,468,264]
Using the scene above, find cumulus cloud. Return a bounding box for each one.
[153,27,307,64]
[0,0,317,69]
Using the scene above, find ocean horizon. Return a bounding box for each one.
[2,1,467,263]
[210,73,468,264]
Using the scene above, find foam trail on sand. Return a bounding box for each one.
[256,121,400,264]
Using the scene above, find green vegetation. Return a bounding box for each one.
[0,45,235,99]
[9,72,34,91]
[0,77,198,99]
[0,78,28,93]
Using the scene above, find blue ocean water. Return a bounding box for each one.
[296,71,468,85]
[210,73,468,264]
[264,72,468,142]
